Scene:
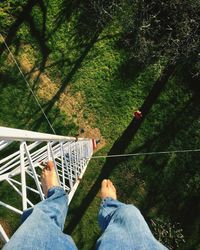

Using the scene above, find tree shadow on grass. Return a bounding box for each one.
[46,0,82,41]
[0,0,52,100]
[31,30,101,132]
[68,90,199,249]
[31,0,119,130]
[117,58,146,86]
[1,0,106,133]
[25,0,50,72]
[0,0,35,55]
[1,0,120,133]
[138,94,200,249]
[65,62,177,234]
[0,0,50,67]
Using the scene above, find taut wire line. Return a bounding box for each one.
[0,33,56,134]
[90,148,200,159]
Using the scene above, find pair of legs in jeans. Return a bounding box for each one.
[3,162,167,250]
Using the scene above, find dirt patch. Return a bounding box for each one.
[20,54,59,100]
[58,87,106,147]
[0,220,12,249]
[19,52,106,149]
[0,219,12,239]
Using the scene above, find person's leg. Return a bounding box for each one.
[3,161,77,250]
[96,179,168,250]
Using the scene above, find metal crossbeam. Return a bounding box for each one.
[0,127,94,243]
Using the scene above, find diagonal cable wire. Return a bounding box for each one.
[90,148,200,159]
[0,33,56,134]
[1,34,200,158]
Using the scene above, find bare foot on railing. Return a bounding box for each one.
[100,179,117,200]
[41,161,59,197]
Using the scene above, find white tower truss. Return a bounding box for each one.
[0,127,94,244]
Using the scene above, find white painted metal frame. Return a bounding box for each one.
[0,225,9,244]
[0,126,93,243]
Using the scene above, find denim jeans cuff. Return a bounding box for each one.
[47,186,65,198]
[101,197,115,205]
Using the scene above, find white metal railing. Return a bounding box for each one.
[0,127,94,243]
[0,225,9,244]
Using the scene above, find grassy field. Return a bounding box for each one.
[0,1,200,249]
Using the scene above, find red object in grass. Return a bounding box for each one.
[134,110,142,120]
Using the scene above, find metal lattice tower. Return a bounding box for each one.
[0,127,94,244]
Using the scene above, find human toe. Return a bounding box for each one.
[101,179,108,188]
[46,161,55,171]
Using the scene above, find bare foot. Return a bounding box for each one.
[41,161,60,197]
[100,179,117,200]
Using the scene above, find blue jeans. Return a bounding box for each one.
[97,198,167,249]
[3,187,167,250]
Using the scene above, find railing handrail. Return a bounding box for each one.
[0,126,94,245]
[0,127,88,142]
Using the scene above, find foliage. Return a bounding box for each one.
[151,218,185,249]
[0,1,200,249]
[0,55,78,136]
[117,0,200,77]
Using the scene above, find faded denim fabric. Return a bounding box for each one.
[3,187,77,250]
[96,198,168,250]
[3,188,167,250]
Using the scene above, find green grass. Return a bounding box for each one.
[0,1,200,249]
